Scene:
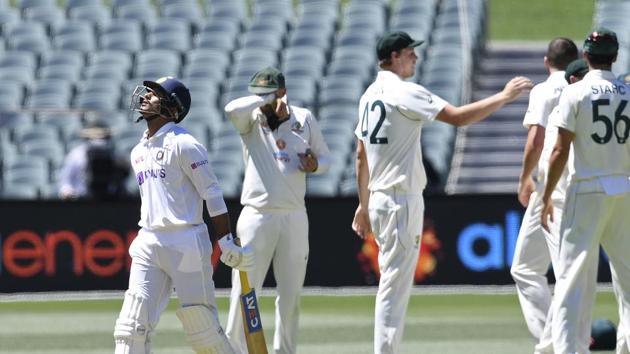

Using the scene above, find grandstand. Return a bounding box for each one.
[0,0,624,200]
[0,0,488,200]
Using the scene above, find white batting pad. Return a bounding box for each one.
[114,291,151,354]
[176,305,235,354]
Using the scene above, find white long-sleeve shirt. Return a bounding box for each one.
[522,71,571,200]
[130,122,226,230]
[225,95,330,211]
[355,70,448,194]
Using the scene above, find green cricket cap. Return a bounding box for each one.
[564,59,589,83]
[584,28,618,55]
[248,66,285,94]
[376,31,424,60]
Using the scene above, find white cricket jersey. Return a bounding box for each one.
[354,70,448,194]
[130,122,225,230]
[552,70,630,180]
[522,71,570,200]
[225,95,331,210]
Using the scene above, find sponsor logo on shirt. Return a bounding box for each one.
[273,151,290,162]
[190,160,208,169]
[136,169,166,185]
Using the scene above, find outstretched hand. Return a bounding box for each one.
[502,76,534,102]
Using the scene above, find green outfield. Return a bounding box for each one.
[0,291,619,354]
[489,0,596,41]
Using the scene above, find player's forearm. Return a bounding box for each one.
[446,92,512,126]
[209,212,231,242]
[224,95,273,132]
[356,142,370,209]
[543,146,569,202]
[519,128,545,181]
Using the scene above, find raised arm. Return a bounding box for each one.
[436,76,533,126]
[224,93,276,134]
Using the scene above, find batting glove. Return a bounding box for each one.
[218,233,254,271]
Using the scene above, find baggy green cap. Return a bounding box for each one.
[584,28,619,55]
[564,58,589,83]
[248,66,285,94]
[376,31,424,60]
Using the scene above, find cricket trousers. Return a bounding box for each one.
[368,190,423,354]
[120,224,221,347]
[511,191,563,341]
[513,192,598,354]
[225,206,309,354]
[550,180,630,354]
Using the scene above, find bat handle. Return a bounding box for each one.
[234,237,253,293]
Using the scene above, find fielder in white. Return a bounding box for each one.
[224,67,330,354]
[541,29,630,354]
[511,37,579,342]
[114,77,253,354]
[531,59,598,354]
[351,31,532,354]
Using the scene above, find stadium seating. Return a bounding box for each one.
[0,0,490,199]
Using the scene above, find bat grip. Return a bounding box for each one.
[234,237,252,293]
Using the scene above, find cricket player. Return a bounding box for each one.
[351,31,532,354]
[114,76,253,354]
[224,67,330,354]
[510,37,578,342]
[541,28,630,354]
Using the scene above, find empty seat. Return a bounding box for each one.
[7,34,50,54]
[69,4,112,30]
[17,0,56,10]
[54,32,97,51]
[38,64,82,81]
[41,50,85,68]
[114,4,157,29]
[0,66,34,85]
[194,32,237,51]
[161,3,203,30]
[88,50,133,73]
[23,5,64,32]
[100,31,142,52]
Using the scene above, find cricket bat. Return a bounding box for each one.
[236,239,268,354]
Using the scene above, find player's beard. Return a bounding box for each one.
[262,109,286,131]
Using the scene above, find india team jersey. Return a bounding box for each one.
[522,71,569,200]
[130,122,224,230]
[552,70,630,180]
[225,96,330,210]
[354,70,448,194]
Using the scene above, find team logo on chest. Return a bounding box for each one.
[291,121,304,133]
[156,150,164,160]
[276,139,286,150]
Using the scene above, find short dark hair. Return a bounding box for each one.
[547,37,578,70]
[586,52,616,66]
